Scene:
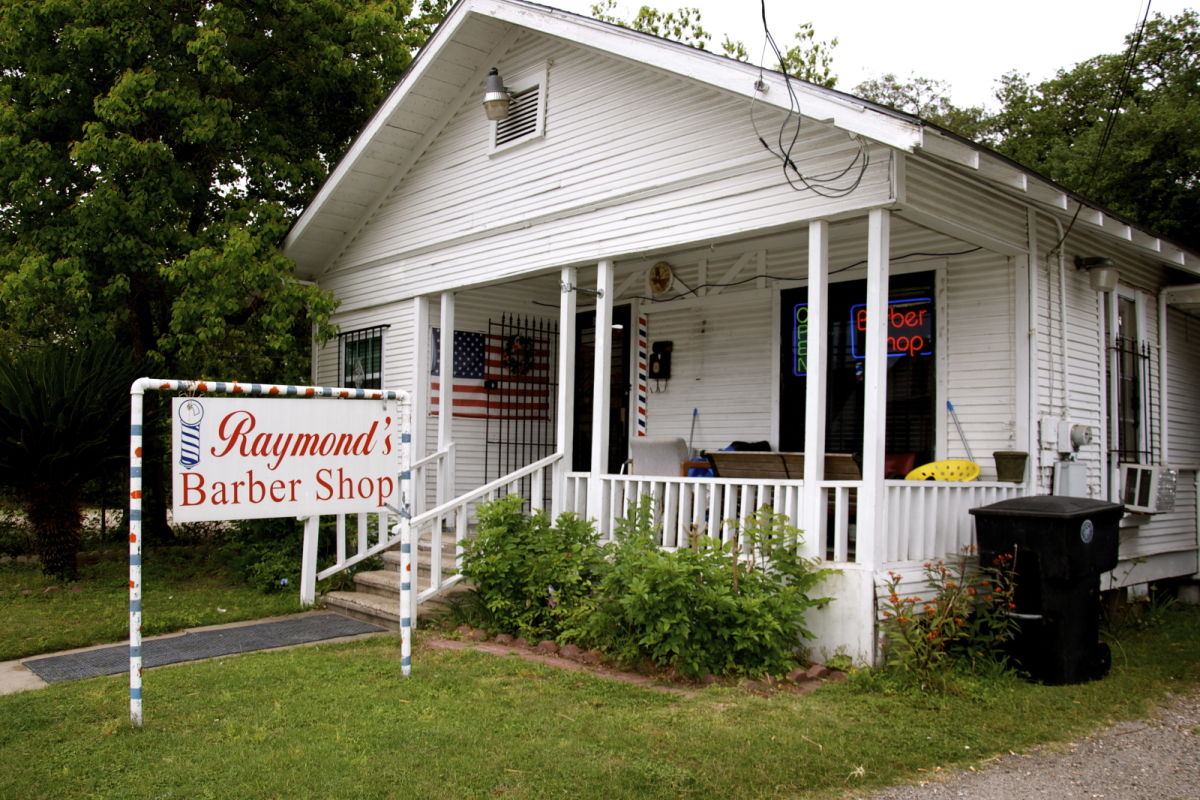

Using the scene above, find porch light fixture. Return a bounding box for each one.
[1075,256,1119,293]
[482,67,513,121]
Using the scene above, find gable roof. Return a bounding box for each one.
[284,0,1199,279]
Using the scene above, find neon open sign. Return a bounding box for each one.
[850,297,933,359]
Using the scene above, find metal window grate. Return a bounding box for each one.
[1109,335,1156,464]
[339,325,387,390]
[484,314,558,503]
[495,85,540,146]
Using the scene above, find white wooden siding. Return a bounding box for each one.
[642,289,775,452]
[319,31,893,308]
[1167,307,1200,464]
[942,249,1018,475]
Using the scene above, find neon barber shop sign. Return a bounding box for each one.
[793,297,933,376]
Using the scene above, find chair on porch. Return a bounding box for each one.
[629,436,692,476]
[905,459,981,481]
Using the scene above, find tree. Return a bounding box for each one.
[0,341,139,580]
[589,1,838,87]
[0,1,441,539]
[853,73,991,141]
[0,1,433,375]
[987,11,1200,250]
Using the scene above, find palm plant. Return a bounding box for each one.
[0,342,138,580]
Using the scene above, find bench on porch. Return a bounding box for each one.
[704,451,862,480]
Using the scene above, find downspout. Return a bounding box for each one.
[1053,218,1071,416]
[1157,289,1169,466]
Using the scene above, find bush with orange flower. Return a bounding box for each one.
[879,548,1017,689]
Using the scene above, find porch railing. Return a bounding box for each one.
[562,473,858,561]
[563,472,1027,565]
[301,451,563,617]
[883,479,1027,564]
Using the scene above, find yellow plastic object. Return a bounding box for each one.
[904,459,981,482]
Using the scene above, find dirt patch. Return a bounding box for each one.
[423,628,846,698]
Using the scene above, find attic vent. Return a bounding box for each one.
[489,63,547,154]
[495,86,540,145]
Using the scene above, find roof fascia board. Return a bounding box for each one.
[470,0,924,152]
[284,0,484,257]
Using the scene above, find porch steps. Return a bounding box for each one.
[323,533,466,629]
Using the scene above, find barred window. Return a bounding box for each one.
[339,326,387,390]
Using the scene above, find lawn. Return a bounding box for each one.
[1,606,1197,799]
[0,545,304,661]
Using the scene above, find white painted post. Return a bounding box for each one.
[438,292,456,513]
[128,383,145,727]
[857,208,891,568]
[554,267,578,519]
[412,296,431,516]
[299,516,319,606]
[588,260,615,521]
[803,220,829,560]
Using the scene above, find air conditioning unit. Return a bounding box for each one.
[1119,464,1178,514]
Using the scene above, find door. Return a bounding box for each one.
[572,305,632,473]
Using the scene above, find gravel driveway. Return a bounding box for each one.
[859,689,1200,799]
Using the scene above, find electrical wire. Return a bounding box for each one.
[620,246,983,304]
[1048,0,1154,256]
[753,0,870,198]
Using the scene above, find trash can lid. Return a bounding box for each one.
[969,495,1124,519]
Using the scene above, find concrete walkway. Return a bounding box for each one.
[0,610,389,696]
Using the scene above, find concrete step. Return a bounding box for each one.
[381,547,460,575]
[323,582,471,629]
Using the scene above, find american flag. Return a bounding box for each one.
[431,329,550,419]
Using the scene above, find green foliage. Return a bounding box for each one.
[589,1,837,86]
[853,73,991,140]
[220,518,304,594]
[564,499,832,679]
[459,495,604,640]
[0,341,140,579]
[879,550,1018,690]
[0,0,435,375]
[986,10,1200,250]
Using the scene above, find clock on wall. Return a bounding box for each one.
[647,261,674,296]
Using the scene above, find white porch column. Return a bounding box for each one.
[438,292,456,510]
[411,296,431,516]
[857,208,890,568]
[587,260,615,522]
[553,267,578,518]
[802,221,829,559]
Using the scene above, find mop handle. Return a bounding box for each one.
[946,400,975,462]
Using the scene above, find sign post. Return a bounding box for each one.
[128,378,411,727]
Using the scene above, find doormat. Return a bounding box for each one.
[22,614,386,683]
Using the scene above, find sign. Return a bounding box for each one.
[792,302,809,377]
[850,297,933,360]
[171,397,397,522]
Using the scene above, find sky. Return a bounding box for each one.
[547,0,1194,108]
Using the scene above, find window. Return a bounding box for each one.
[339,326,386,390]
[1108,291,1155,464]
[490,64,547,154]
[779,272,937,463]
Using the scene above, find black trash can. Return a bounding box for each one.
[969,495,1123,684]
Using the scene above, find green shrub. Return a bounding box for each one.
[460,495,603,640]
[564,499,832,679]
[220,518,303,594]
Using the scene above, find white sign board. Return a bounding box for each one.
[171,397,397,522]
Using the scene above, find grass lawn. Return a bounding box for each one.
[0,545,303,661]
[1,606,1197,799]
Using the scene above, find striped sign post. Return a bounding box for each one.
[128,378,412,726]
